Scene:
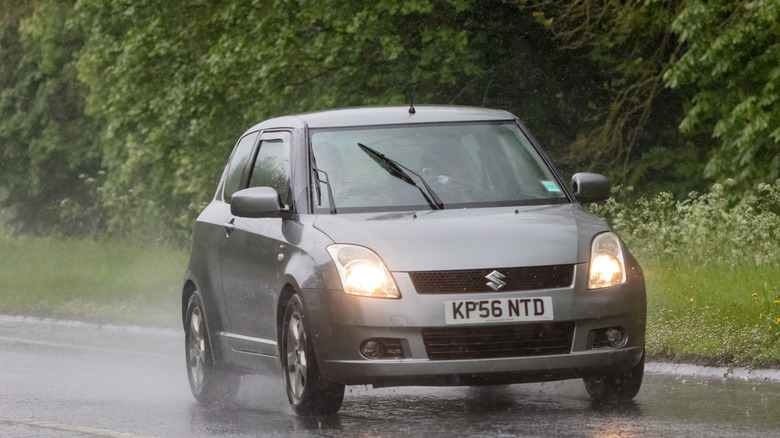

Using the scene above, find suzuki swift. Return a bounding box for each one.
[182,106,646,415]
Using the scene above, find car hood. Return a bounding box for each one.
[312,204,609,271]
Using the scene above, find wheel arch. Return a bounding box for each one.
[276,282,299,357]
[182,280,198,330]
[182,280,221,367]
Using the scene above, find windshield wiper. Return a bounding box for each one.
[357,142,443,210]
[313,168,337,214]
[310,150,337,214]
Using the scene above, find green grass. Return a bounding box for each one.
[644,258,780,367]
[0,233,187,328]
[1,227,778,368]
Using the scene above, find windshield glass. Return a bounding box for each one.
[310,122,569,213]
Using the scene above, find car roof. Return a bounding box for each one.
[246,106,518,131]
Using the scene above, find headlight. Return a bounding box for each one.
[326,244,401,299]
[588,232,627,289]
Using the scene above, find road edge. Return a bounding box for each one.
[0,314,180,337]
[646,361,780,382]
[3,314,780,383]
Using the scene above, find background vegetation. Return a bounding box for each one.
[4,0,780,242]
[0,232,186,327]
[1,1,779,365]
[591,181,780,366]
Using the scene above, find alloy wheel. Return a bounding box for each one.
[187,305,206,393]
[285,310,307,400]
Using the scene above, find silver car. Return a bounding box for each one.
[182,106,646,415]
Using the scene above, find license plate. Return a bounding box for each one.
[444,297,554,325]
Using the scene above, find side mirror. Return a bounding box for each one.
[230,187,284,218]
[571,173,610,203]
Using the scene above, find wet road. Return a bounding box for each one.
[1,316,778,438]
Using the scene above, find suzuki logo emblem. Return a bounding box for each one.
[485,270,507,291]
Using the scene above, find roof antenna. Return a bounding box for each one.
[407,92,416,114]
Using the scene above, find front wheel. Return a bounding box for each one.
[583,350,645,403]
[282,293,345,416]
[185,293,240,406]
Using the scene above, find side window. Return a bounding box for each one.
[248,133,291,206]
[223,132,259,202]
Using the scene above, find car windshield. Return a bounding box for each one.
[310,122,569,213]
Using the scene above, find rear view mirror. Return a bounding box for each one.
[230,187,284,218]
[571,173,610,203]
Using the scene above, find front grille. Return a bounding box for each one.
[409,265,574,294]
[422,322,574,360]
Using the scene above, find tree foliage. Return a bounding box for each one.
[71,0,592,241]
[665,0,780,189]
[0,0,102,236]
[513,0,707,194]
[1,0,778,242]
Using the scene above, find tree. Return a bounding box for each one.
[73,0,584,241]
[507,0,707,195]
[0,0,103,236]
[5,0,746,242]
[664,0,780,191]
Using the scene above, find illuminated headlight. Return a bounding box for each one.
[588,232,627,289]
[326,244,401,299]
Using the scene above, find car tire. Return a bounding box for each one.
[583,350,644,403]
[282,293,345,416]
[185,293,240,406]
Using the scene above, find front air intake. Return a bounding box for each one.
[422,322,574,360]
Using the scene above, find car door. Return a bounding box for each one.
[220,130,292,355]
[200,130,258,325]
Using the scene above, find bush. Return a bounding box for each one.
[590,180,780,367]
[591,180,780,267]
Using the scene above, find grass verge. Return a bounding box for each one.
[590,181,780,368]
[644,258,780,368]
[1,230,778,368]
[0,233,186,328]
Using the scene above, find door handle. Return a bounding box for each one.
[223,219,236,237]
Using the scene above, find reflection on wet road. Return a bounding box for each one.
[1,316,778,437]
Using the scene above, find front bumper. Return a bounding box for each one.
[300,264,646,387]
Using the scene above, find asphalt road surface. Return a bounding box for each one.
[1,315,778,438]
